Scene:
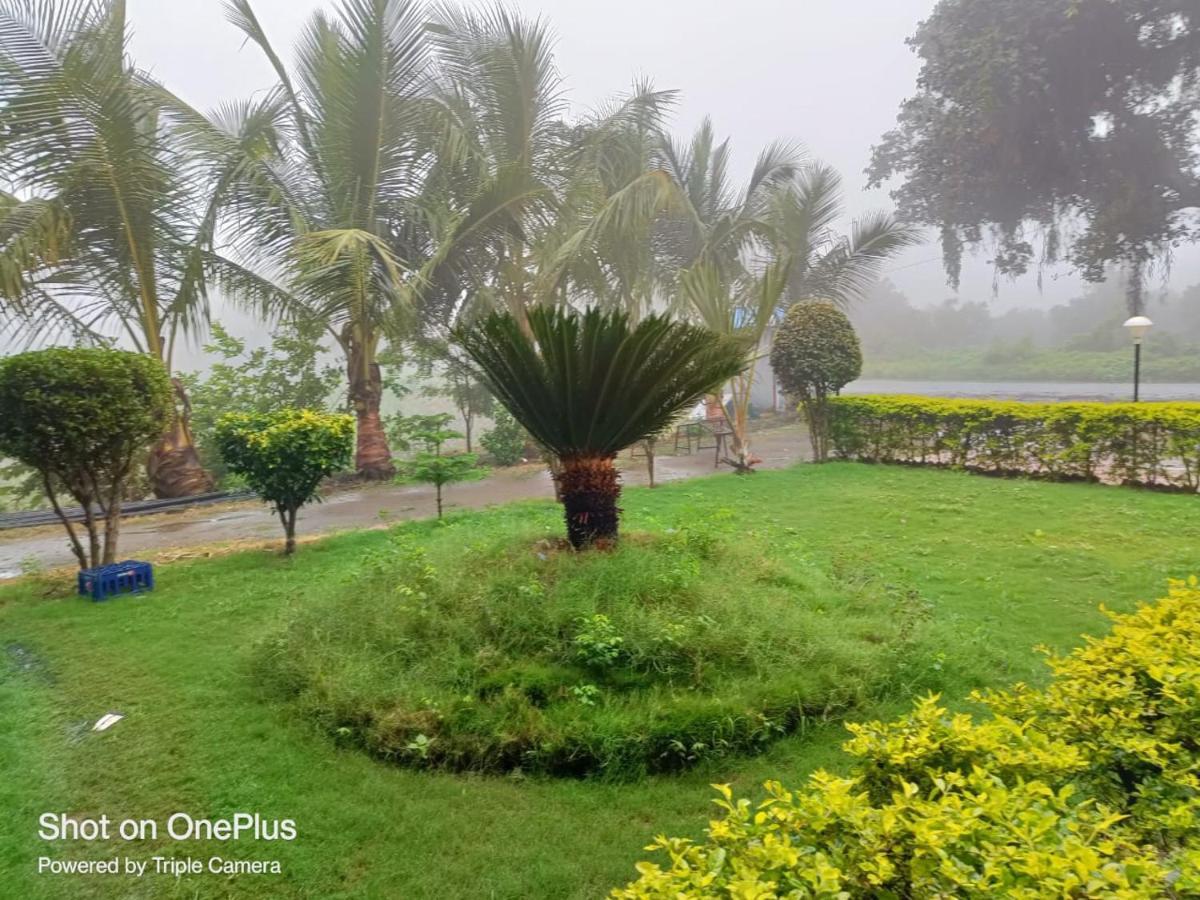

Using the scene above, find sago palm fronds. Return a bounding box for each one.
[454,305,747,547]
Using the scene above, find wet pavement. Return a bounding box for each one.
[0,423,810,576]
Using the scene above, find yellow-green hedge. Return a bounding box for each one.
[827,395,1200,490]
[614,579,1200,898]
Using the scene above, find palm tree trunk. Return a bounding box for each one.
[148,379,215,498]
[556,454,621,549]
[347,337,395,480]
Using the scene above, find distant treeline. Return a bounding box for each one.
[852,280,1200,382]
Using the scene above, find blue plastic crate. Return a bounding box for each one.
[77,560,154,601]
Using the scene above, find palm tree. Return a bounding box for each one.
[0,0,259,496]
[680,260,790,471]
[422,4,567,324]
[427,9,679,329]
[760,163,920,307]
[169,0,439,479]
[454,306,747,548]
[664,123,919,470]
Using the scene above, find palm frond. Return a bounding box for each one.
[801,211,922,306]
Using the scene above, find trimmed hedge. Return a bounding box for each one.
[615,579,1200,898]
[828,394,1200,490]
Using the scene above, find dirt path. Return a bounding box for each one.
[0,424,810,576]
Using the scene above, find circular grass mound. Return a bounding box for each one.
[254,516,922,779]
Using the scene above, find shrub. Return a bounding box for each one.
[480,407,529,466]
[770,303,862,460]
[828,394,1200,489]
[404,424,482,518]
[214,409,354,554]
[386,412,455,455]
[177,322,341,487]
[0,348,173,569]
[615,579,1200,898]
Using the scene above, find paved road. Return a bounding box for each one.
[0,424,810,577]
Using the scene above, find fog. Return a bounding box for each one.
[127,0,1200,335]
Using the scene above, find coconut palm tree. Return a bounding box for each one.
[680,259,790,472]
[454,306,747,548]
[166,0,439,479]
[180,0,595,478]
[422,4,567,324]
[427,8,679,329]
[0,0,265,496]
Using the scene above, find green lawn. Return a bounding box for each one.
[1,463,1197,899]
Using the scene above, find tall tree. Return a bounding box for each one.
[667,122,916,470]
[427,8,679,330]
[174,0,436,479]
[0,0,254,496]
[180,0,573,478]
[869,0,1200,308]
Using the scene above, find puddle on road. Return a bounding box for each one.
[209,511,256,522]
[324,492,365,504]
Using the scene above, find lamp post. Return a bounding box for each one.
[1122,315,1153,402]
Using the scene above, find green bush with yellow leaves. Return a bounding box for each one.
[827,395,1200,490]
[614,579,1200,898]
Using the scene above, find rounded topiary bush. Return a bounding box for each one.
[770,302,862,461]
[0,348,173,568]
[253,509,925,779]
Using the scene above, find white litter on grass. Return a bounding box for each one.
[92,713,124,732]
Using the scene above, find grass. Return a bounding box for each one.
[863,345,1200,383]
[256,521,928,778]
[1,462,1198,898]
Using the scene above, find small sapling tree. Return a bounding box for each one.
[386,412,455,454]
[770,302,862,461]
[0,348,173,569]
[407,426,480,518]
[214,410,354,554]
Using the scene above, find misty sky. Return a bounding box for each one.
[128,0,1200,313]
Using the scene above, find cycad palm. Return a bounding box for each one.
[454,306,747,548]
[0,0,246,496]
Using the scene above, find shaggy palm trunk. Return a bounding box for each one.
[556,454,621,549]
[148,379,214,498]
[347,338,395,480]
